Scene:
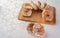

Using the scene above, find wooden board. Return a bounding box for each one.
[18,4,56,25]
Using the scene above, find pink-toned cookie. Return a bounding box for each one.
[32,23,45,36]
[22,3,33,16]
[42,5,54,21]
[22,9,32,16]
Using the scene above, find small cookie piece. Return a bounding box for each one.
[42,5,54,21]
[40,2,47,10]
[30,1,38,10]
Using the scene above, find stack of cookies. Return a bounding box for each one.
[27,23,46,38]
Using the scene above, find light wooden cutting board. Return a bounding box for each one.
[18,4,56,25]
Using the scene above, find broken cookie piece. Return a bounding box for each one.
[42,5,54,22]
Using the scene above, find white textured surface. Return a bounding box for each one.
[0,0,60,38]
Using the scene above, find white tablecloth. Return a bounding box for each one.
[0,0,60,38]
